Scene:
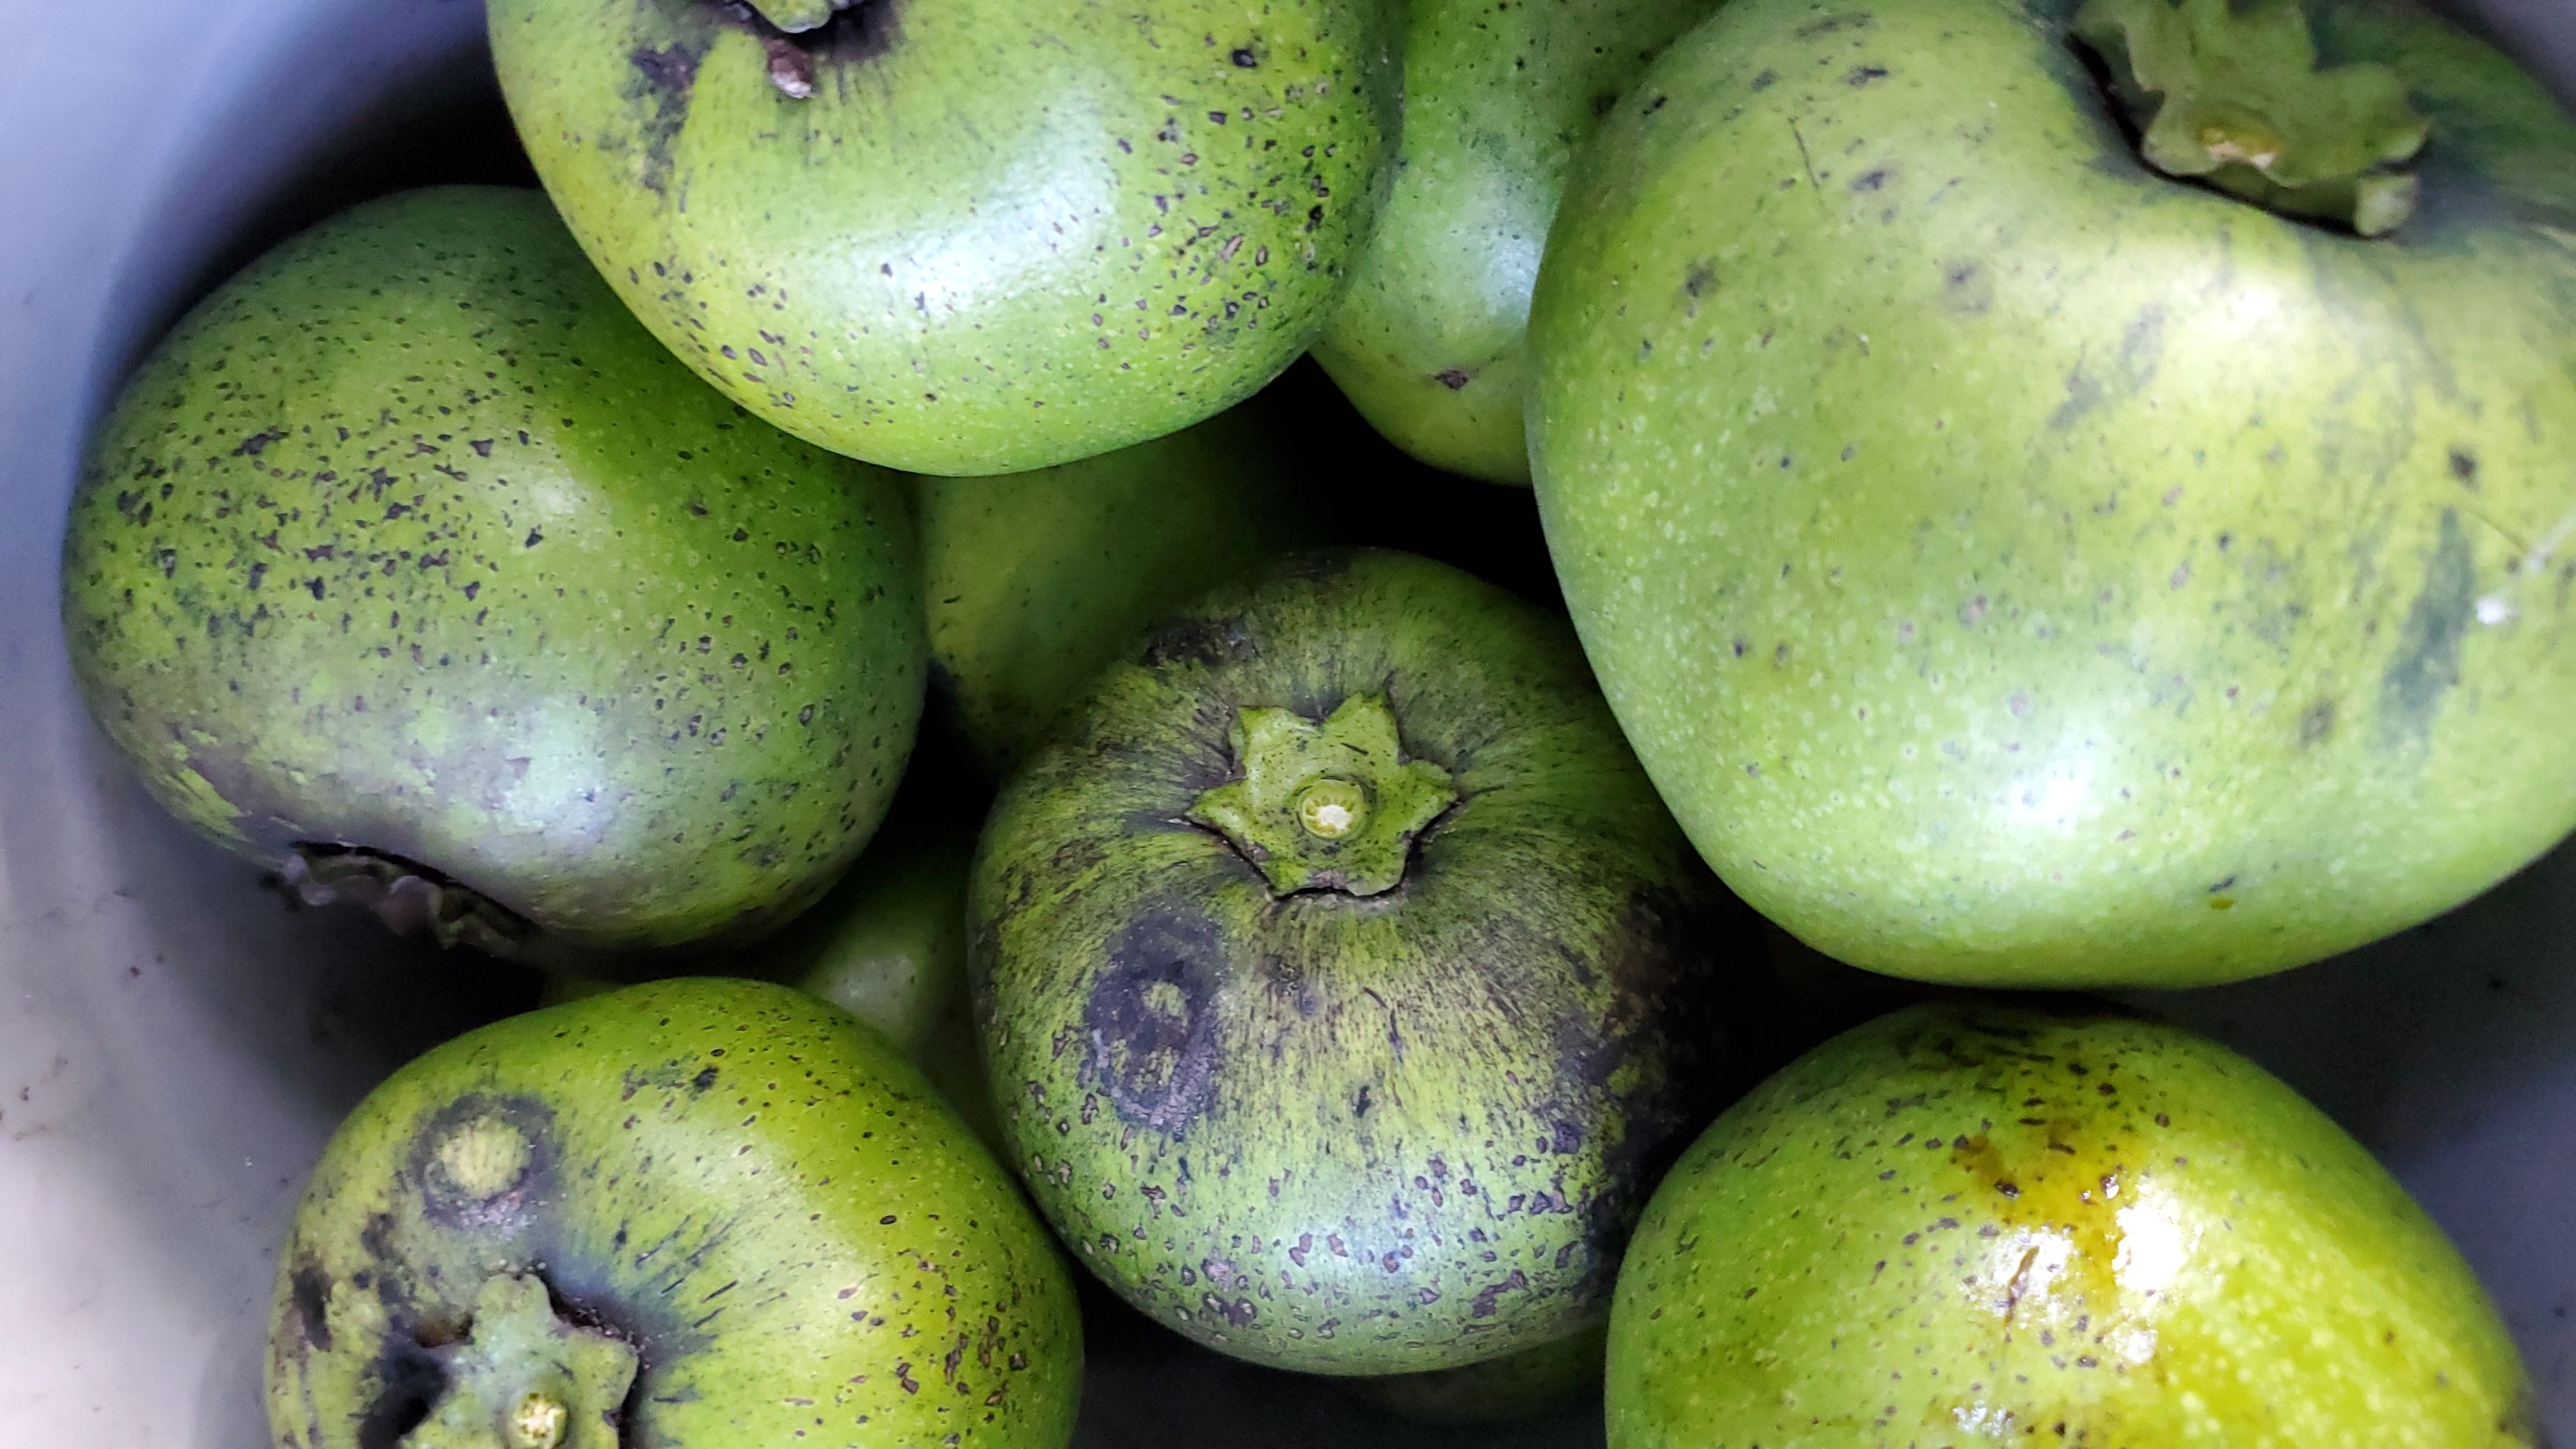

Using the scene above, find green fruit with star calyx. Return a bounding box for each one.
[970,549,1754,1376]
[265,977,1081,1449]
[1311,0,1715,483]
[488,0,1404,477]
[61,186,922,965]
[1606,1000,2541,1447]
[1527,0,2576,987]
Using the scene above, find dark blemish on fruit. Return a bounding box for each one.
[1643,95,1668,116]
[2050,370,2106,429]
[2449,448,2478,486]
[290,1262,335,1351]
[1846,65,1890,86]
[1083,910,1225,1133]
[234,429,286,457]
[1684,261,1719,296]
[1797,12,1872,40]
[1942,259,1992,314]
[625,38,709,195]
[354,1336,445,1449]
[2299,698,2336,746]
[1231,47,1258,68]
[1591,91,1621,117]
[2379,509,2473,745]
[1851,168,1889,192]
[1434,367,1473,390]
[408,1092,558,1232]
[1751,70,1778,91]
[1140,611,1256,671]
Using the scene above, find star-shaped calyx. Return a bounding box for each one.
[400,1273,638,1449]
[1188,693,1459,898]
[2074,0,2430,235]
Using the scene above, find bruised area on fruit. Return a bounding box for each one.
[972,550,1759,1375]
[1607,1004,2546,1447]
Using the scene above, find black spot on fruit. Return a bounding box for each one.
[1083,912,1224,1133]
[2380,509,2474,746]
[2299,698,2337,746]
[1433,367,1475,390]
[1942,259,1993,315]
[290,1262,335,1351]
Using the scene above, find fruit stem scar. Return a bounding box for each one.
[2071,0,2429,235]
[1295,778,1371,839]
[1186,694,1457,898]
[400,1273,637,1449]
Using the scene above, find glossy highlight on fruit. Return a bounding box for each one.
[1607,1000,2542,1448]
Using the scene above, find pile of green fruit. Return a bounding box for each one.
[56,0,2575,1443]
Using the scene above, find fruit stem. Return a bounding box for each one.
[2072,0,2430,235]
[401,1273,637,1449]
[1186,694,1458,898]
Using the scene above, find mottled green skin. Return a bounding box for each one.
[62,187,923,960]
[1606,1002,2539,1447]
[264,977,1082,1449]
[970,549,1747,1375]
[1527,0,2576,986]
[1339,1319,1606,1423]
[914,400,1324,778]
[1312,0,1715,483]
[489,0,1404,477]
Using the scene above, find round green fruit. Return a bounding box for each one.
[1527,0,2576,986]
[1311,0,1714,483]
[61,187,922,963]
[916,399,1324,778]
[264,977,1082,1449]
[489,0,1404,476]
[1606,1000,2539,1447]
[970,548,1749,1375]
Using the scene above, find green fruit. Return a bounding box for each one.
[488,0,1404,476]
[1606,1000,2539,1446]
[1337,1320,1607,1424]
[1311,0,1713,482]
[916,400,1325,778]
[61,187,922,963]
[264,977,1082,1449]
[970,549,1748,1376]
[1528,0,2576,986]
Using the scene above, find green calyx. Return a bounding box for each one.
[401,1273,637,1449]
[1187,693,1457,898]
[2073,0,2430,235]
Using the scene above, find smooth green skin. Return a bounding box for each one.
[914,401,1324,778]
[1312,0,1715,483]
[970,549,1745,1375]
[1528,0,2576,987]
[1338,1319,1606,1423]
[489,0,1404,477]
[1606,1002,2540,1448]
[265,977,1082,1449]
[62,187,923,961]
